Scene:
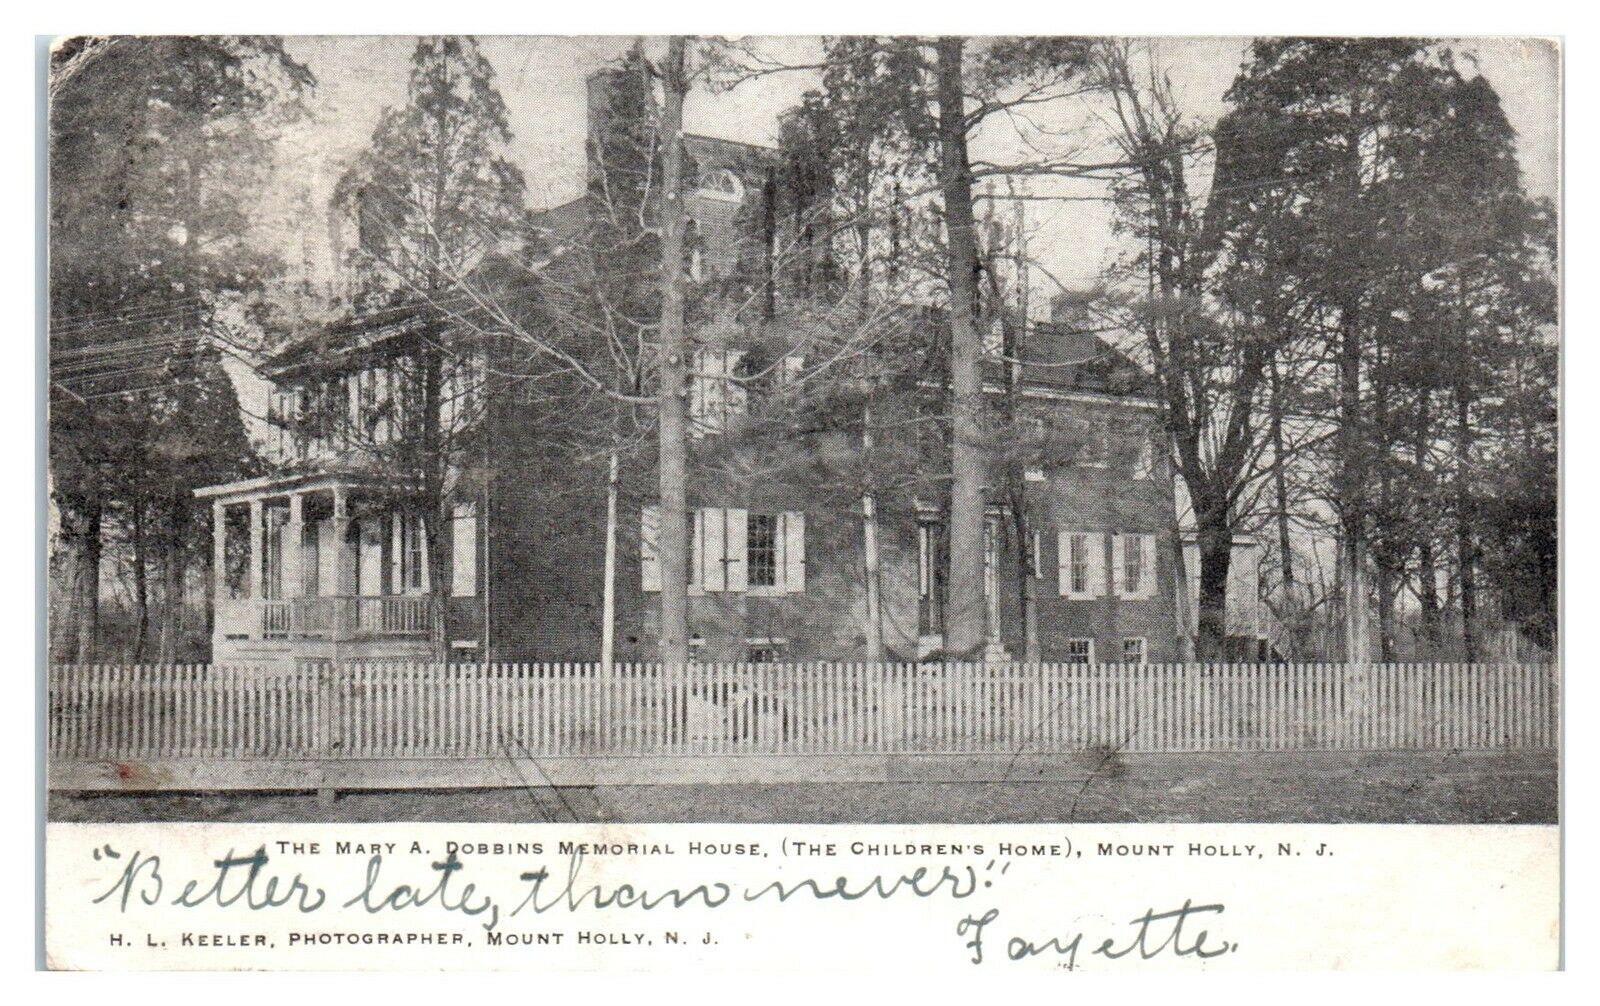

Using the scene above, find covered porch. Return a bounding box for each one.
[196,472,437,659]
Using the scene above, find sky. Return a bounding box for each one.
[260,35,1560,305]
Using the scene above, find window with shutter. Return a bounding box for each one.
[1132,434,1155,479]
[726,350,747,419]
[1060,532,1101,599]
[398,514,426,594]
[1114,533,1145,599]
[1080,419,1108,468]
[689,350,712,436]
[690,349,747,436]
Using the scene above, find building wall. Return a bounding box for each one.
[552,393,1184,664]
[1027,397,1181,662]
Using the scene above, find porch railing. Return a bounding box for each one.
[219,596,433,641]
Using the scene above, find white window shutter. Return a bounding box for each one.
[726,350,747,417]
[1139,534,1157,599]
[1086,532,1107,597]
[725,507,748,592]
[703,507,726,592]
[451,505,477,598]
[1057,530,1071,596]
[689,508,704,592]
[389,513,403,595]
[1111,534,1127,598]
[640,505,661,592]
[783,511,806,593]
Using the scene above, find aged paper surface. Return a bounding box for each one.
[44,34,1561,973]
[46,823,1557,971]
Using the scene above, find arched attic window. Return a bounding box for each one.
[695,168,745,203]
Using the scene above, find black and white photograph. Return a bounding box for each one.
[44,34,1559,829]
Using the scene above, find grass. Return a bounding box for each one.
[49,750,1556,825]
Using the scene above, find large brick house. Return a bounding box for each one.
[195,69,1185,667]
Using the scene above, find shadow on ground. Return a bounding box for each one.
[49,750,1557,825]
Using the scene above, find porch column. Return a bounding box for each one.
[248,499,264,600]
[211,501,226,601]
[284,493,304,600]
[333,488,355,594]
[985,518,1001,642]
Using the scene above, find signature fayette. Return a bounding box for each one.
[956,900,1235,967]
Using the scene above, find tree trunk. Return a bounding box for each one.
[1343,536,1369,663]
[73,501,102,663]
[158,493,185,663]
[1375,559,1398,662]
[934,37,986,659]
[860,399,883,664]
[655,36,691,668]
[1194,507,1233,659]
[131,502,150,661]
[1414,408,1441,653]
[1455,385,1478,661]
[421,350,449,661]
[1336,113,1369,668]
[1417,537,1440,652]
[600,443,619,670]
[1267,359,1296,655]
[1170,520,1195,661]
[862,489,883,662]
[1014,503,1040,663]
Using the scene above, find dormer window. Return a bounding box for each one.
[695,168,744,203]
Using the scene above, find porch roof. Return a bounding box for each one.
[192,468,415,506]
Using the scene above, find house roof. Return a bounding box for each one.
[261,306,443,380]
[1014,321,1156,398]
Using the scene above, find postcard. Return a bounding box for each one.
[42,33,1561,972]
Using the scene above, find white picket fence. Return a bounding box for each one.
[49,661,1557,771]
